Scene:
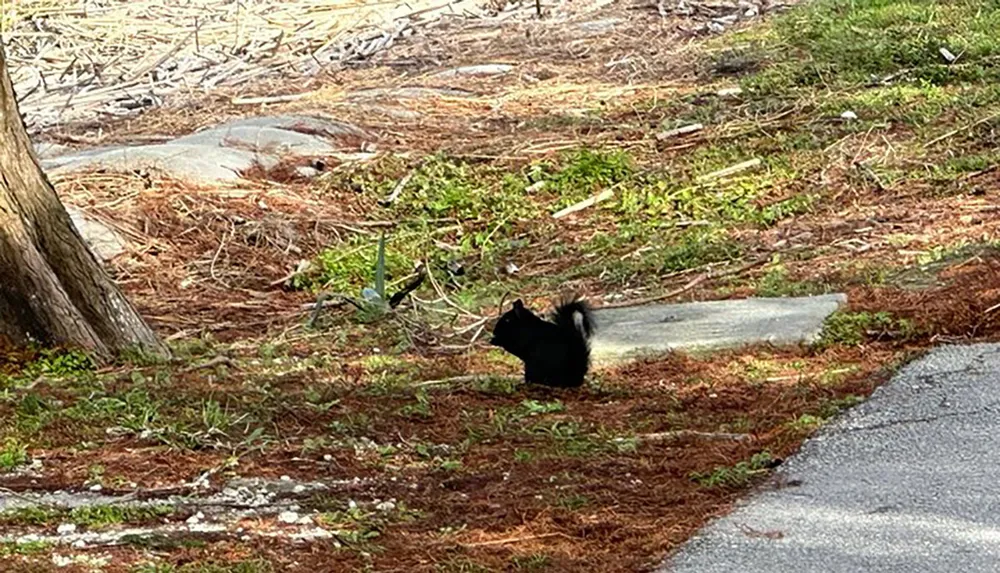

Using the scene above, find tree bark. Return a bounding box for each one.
[0,43,166,363]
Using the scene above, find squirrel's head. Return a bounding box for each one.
[490,299,529,348]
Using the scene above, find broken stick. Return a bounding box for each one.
[552,189,614,219]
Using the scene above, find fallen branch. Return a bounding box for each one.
[181,355,236,373]
[414,374,520,387]
[924,111,1000,148]
[388,264,427,308]
[462,532,570,548]
[232,92,312,105]
[379,169,417,206]
[696,158,762,182]
[622,430,754,444]
[552,189,614,219]
[425,264,483,320]
[656,123,703,141]
[306,292,363,328]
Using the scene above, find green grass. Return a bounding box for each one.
[728,0,1000,162]
[0,504,175,529]
[818,311,916,347]
[2,368,275,453]
[70,504,175,528]
[743,0,1000,92]
[313,500,422,555]
[0,438,28,471]
[690,451,776,488]
[0,540,51,557]
[509,554,552,571]
[300,137,819,308]
[755,261,829,297]
[0,347,94,391]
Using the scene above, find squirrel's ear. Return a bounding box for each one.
[512,299,525,316]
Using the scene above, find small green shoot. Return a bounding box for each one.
[691,451,776,488]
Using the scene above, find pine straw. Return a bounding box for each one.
[52,168,367,339]
[52,167,493,346]
[1,0,486,133]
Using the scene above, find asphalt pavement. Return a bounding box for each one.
[661,343,1000,573]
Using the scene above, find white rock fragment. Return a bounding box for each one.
[525,180,547,193]
[656,123,703,141]
[56,523,77,535]
[278,511,300,524]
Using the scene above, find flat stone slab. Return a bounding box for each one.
[38,114,368,185]
[591,294,846,362]
[44,143,275,184]
[661,343,1000,573]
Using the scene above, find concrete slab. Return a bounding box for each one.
[591,294,846,362]
[661,343,1000,573]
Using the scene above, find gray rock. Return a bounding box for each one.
[294,166,322,178]
[38,115,368,185]
[44,143,268,184]
[209,115,369,139]
[352,104,423,121]
[591,294,845,363]
[576,18,624,33]
[172,126,336,155]
[66,206,126,262]
[173,115,369,153]
[662,342,1000,573]
[34,141,71,159]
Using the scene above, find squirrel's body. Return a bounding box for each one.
[490,297,595,388]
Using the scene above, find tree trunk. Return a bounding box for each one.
[0,43,167,363]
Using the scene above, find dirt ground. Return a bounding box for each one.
[6,0,1000,571]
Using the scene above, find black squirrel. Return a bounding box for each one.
[489,297,596,388]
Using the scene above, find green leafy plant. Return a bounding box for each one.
[0,438,28,471]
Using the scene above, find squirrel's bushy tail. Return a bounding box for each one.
[552,298,595,340]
